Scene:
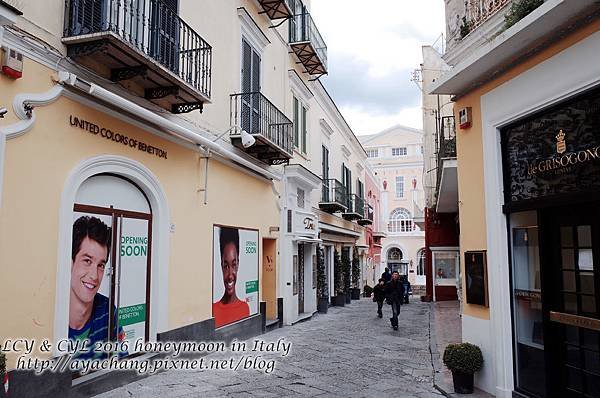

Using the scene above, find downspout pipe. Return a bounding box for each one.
[60,72,281,181]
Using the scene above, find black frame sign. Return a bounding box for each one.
[464,251,488,307]
[501,87,600,205]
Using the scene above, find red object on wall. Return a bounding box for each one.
[2,65,22,79]
[424,207,460,301]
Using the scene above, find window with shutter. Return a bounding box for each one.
[241,39,260,134]
[301,106,307,153]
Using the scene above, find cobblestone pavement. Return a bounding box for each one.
[97,299,444,397]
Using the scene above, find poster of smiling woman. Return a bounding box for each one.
[212,225,259,328]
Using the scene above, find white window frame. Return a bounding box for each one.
[388,208,413,233]
[395,176,404,198]
[392,147,407,156]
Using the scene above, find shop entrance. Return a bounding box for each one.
[72,175,152,358]
[539,204,600,397]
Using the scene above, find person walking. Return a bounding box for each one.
[401,275,411,304]
[372,278,386,318]
[381,267,391,283]
[385,271,405,330]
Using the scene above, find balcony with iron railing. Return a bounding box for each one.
[63,0,212,114]
[357,203,374,226]
[319,179,347,213]
[435,115,459,213]
[256,0,293,20]
[230,92,294,165]
[289,11,327,77]
[343,194,364,221]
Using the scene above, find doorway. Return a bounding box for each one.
[297,243,305,314]
[72,175,152,356]
[261,239,277,321]
[539,203,600,397]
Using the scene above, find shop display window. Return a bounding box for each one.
[510,212,546,397]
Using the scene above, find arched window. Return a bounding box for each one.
[388,208,413,233]
[417,248,425,276]
[387,247,402,262]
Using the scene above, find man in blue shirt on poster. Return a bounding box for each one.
[68,216,127,360]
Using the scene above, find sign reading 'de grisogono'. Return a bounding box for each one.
[69,115,168,159]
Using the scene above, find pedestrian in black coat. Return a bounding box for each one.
[372,279,386,318]
[381,267,391,283]
[384,271,405,330]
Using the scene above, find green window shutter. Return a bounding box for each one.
[293,97,299,148]
[301,106,307,153]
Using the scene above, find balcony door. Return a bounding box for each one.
[322,145,329,201]
[241,39,261,135]
[150,0,180,73]
[539,204,600,397]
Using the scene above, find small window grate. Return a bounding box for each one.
[297,188,305,208]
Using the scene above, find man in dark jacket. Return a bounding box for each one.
[385,271,405,330]
[381,267,391,283]
[372,278,386,318]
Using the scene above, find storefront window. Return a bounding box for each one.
[432,251,458,286]
[510,212,546,397]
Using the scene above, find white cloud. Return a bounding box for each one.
[341,105,423,136]
[310,0,444,135]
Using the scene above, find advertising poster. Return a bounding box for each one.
[212,225,259,328]
[116,217,149,352]
[69,212,116,360]
[69,211,149,359]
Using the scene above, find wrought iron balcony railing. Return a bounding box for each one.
[439,116,457,159]
[230,92,294,163]
[64,0,212,102]
[289,12,327,75]
[344,194,366,222]
[320,179,347,211]
[436,115,457,199]
[465,0,511,31]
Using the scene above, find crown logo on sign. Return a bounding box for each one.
[556,129,566,154]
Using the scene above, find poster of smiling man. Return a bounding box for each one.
[69,214,124,360]
[212,225,259,328]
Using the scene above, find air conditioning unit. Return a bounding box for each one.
[2,47,23,79]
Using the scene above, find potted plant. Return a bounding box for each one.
[0,352,6,398]
[316,245,329,313]
[341,249,351,303]
[443,342,483,394]
[350,246,361,299]
[363,284,373,298]
[332,248,345,306]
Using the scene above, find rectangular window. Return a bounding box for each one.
[297,188,305,209]
[392,147,407,156]
[396,176,404,198]
[301,106,307,153]
[367,149,378,158]
[510,211,545,397]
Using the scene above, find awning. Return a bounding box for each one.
[294,237,322,244]
[320,233,357,244]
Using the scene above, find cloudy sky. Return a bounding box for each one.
[311,0,446,135]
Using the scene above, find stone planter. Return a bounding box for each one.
[317,297,329,313]
[452,371,474,394]
[351,288,361,300]
[333,294,346,307]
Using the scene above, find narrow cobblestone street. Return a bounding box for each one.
[97,299,444,397]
